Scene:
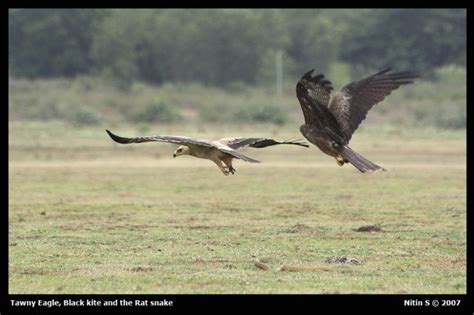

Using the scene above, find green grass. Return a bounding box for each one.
[9,122,466,293]
[8,68,466,128]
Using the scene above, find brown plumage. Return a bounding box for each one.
[296,68,418,172]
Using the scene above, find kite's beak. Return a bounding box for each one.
[173,153,176,158]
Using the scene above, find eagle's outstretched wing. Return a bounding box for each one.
[218,137,309,149]
[106,129,215,148]
[329,68,418,142]
[106,130,260,163]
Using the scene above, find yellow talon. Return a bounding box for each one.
[335,157,344,166]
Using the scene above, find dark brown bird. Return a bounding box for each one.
[296,68,418,173]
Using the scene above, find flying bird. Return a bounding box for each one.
[296,68,418,173]
[106,130,308,175]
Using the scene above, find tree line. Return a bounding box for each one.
[9,9,466,87]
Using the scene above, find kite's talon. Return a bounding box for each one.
[335,157,344,166]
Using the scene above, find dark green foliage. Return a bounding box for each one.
[9,9,466,85]
[9,9,108,78]
[339,9,466,77]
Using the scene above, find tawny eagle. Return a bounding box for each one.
[106,130,308,175]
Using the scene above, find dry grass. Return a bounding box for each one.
[9,122,466,293]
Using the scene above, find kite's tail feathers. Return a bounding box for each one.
[340,146,386,173]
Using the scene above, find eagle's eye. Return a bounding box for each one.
[178,149,182,152]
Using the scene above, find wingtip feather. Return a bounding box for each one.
[377,68,392,75]
[106,129,128,144]
[106,129,115,138]
[302,68,315,79]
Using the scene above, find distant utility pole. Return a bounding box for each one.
[276,50,283,97]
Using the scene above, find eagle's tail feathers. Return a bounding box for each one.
[220,148,261,163]
[340,146,386,173]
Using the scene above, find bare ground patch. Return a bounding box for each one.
[354,225,384,232]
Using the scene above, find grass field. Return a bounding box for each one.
[9,121,466,293]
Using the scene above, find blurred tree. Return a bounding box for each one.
[90,9,282,86]
[161,9,275,86]
[9,9,466,85]
[282,9,352,77]
[339,9,466,76]
[90,9,149,87]
[9,9,107,77]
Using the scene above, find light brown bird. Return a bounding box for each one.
[106,130,308,175]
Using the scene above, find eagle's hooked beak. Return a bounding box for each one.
[173,153,176,158]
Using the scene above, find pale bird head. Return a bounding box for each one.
[173,145,190,158]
